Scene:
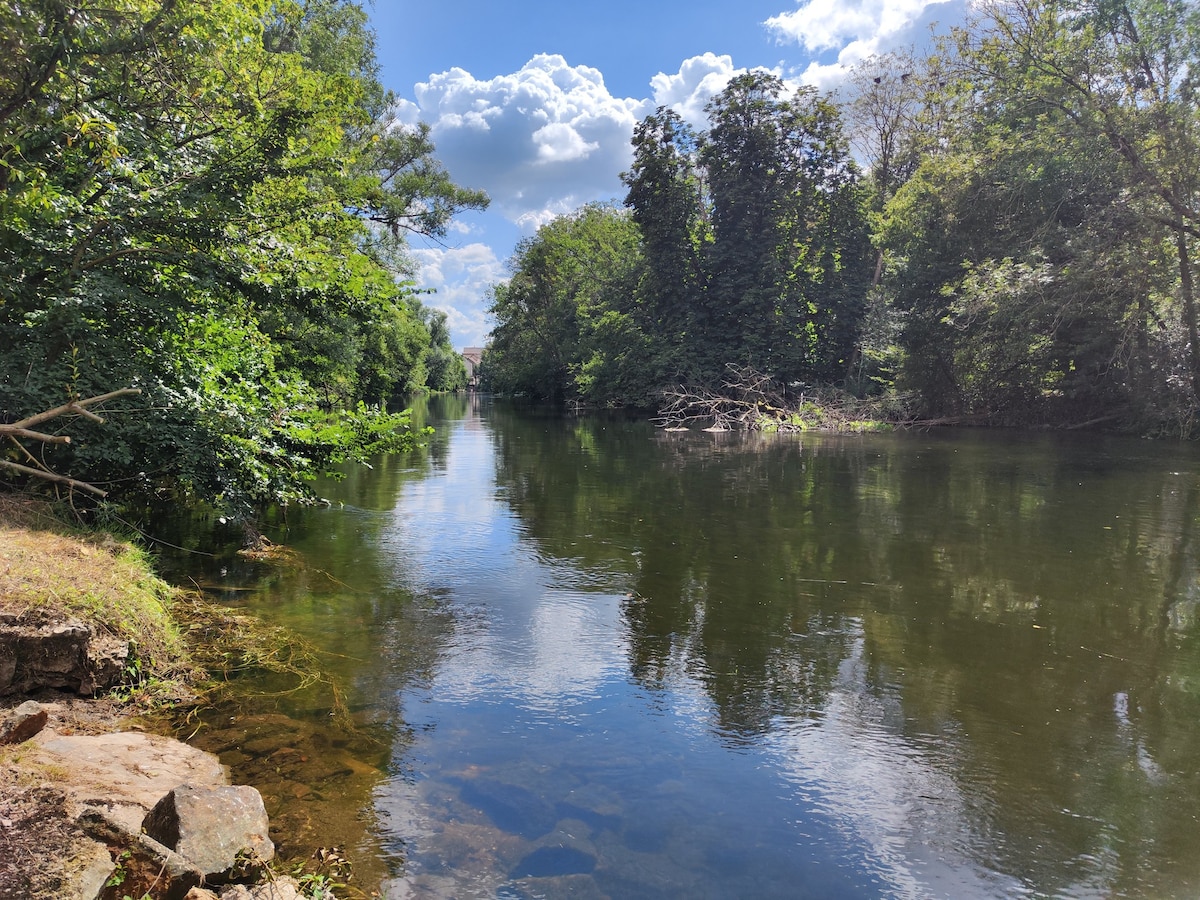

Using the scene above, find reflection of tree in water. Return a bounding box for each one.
[489,416,880,737]
[488,412,1200,895]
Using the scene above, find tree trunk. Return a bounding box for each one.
[1175,231,1200,402]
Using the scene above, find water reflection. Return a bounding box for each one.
[171,396,1200,898]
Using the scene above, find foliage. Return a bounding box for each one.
[0,0,485,514]
[487,3,1200,433]
[489,79,872,408]
[870,0,1197,427]
[485,203,644,403]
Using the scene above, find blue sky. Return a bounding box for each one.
[367,0,968,350]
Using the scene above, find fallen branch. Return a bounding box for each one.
[0,387,142,498]
[0,459,109,497]
[5,387,142,431]
[655,365,896,433]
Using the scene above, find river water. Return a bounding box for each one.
[171,394,1200,899]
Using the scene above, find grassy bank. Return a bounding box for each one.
[0,495,195,700]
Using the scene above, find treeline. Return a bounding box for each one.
[486,0,1200,435]
[0,1,485,514]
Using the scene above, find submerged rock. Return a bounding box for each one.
[459,779,558,839]
[508,844,597,878]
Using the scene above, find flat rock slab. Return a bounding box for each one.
[32,730,229,833]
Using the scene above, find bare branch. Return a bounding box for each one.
[0,460,108,498]
[13,388,142,430]
[0,427,70,444]
[2,387,142,499]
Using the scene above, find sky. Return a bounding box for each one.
[367,0,971,351]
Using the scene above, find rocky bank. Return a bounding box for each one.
[0,697,311,900]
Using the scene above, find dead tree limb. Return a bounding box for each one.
[7,387,142,431]
[0,387,142,498]
[0,459,109,497]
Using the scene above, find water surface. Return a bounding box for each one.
[176,395,1200,898]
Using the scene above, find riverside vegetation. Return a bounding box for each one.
[5,0,1200,520]
[5,0,1200,892]
[485,0,1200,438]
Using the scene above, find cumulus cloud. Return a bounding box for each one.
[411,242,507,348]
[767,0,949,52]
[412,54,650,231]
[649,53,747,126]
[768,0,967,89]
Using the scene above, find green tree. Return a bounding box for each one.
[486,204,643,404]
[876,21,1180,424]
[0,0,486,513]
[700,73,872,385]
[621,108,708,382]
[957,0,1200,410]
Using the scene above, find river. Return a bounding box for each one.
[168,393,1200,899]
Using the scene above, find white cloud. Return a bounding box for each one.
[533,122,599,163]
[411,242,507,349]
[769,0,967,89]
[412,54,650,231]
[649,53,746,126]
[767,0,950,52]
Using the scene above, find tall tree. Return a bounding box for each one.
[622,108,708,382]
[486,204,643,404]
[967,0,1200,401]
[701,72,871,385]
[876,11,1182,425]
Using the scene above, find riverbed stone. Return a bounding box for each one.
[459,778,558,839]
[143,783,275,881]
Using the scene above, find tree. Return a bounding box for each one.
[622,108,708,382]
[486,204,643,404]
[875,13,1182,425]
[965,0,1200,403]
[0,0,486,513]
[700,73,872,386]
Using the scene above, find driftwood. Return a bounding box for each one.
[653,365,904,433]
[651,365,954,433]
[0,388,142,498]
[653,365,791,432]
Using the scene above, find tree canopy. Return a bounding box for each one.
[0,0,486,513]
[486,75,872,406]
[487,4,1200,435]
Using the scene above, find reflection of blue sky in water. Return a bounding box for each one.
[366,415,1029,899]
[765,634,1029,899]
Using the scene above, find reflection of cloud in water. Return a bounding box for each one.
[438,589,627,711]
[768,635,1029,899]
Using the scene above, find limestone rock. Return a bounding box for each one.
[143,783,275,882]
[0,615,130,696]
[0,699,49,744]
[33,730,230,834]
[55,835,115,900]
[217,877,303,899]
[78,809,203,900]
